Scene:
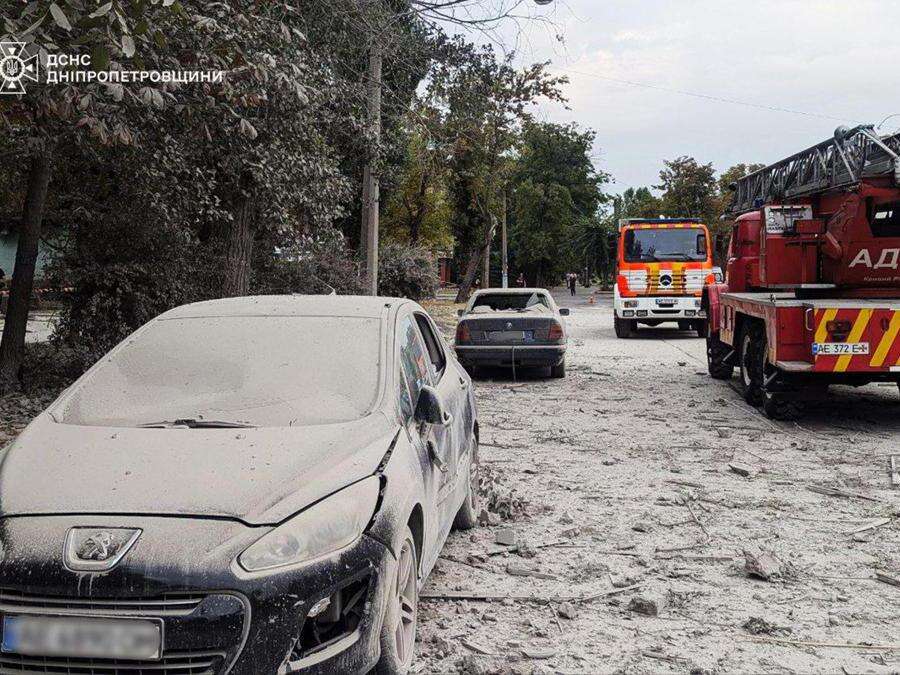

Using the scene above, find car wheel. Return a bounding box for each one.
[453,437,479,530]
[550,359,566,378]
[376,526,418,675]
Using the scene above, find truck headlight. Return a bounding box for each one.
[239,477,380,572]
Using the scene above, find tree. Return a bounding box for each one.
[424,39,566,301]
[656,156,718,224]
[0,0,182,392]
[612,187,662,222]
[510,121,609,285]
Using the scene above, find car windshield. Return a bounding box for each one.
[470,293,550,312]
[54,316,382,428]
[624,227,708,262]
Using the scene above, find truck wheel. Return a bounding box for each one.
[695,320,707,339]
[678,320,692,331]
[614,316,635,338]
[738,324,765,406]
[707,335,734,380]
[762,391,803,421]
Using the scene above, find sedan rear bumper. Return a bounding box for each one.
[454,344,565,368]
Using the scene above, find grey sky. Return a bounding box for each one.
[466,0,900,194]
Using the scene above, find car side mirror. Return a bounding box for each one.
[457,309,464,317]
[414,385,452,427]
[559,308,570,316]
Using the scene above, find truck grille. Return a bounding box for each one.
[0,590,205,617]
[0,651,224,674]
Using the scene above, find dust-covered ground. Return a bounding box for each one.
[416,290,900,674]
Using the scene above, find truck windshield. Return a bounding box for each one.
[624,228,708,262]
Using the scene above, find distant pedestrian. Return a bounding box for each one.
[567,272,577,296]
[516,273,526,287]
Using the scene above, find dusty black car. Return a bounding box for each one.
[453,288,569,378]
[0,295,479,674]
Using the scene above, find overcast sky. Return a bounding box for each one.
[457,0,900,195]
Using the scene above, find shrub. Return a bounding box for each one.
[377,242,438,300]
[252,230,365,296]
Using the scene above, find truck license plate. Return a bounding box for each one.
[1,615,162,660]
[813,342,869,356]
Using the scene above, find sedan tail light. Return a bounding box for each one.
[548,322,564,340]
[456,322,471,343]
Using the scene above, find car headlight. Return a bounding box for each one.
[238,477,380,573]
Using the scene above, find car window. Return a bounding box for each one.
[414,313,446,380]
[397,315,432,420]
[470,292,550,312]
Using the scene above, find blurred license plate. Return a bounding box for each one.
[813,342,869,356]
[1,615,162,660]
[488,330,533,341]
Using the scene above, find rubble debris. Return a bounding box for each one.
[807,485,881,502]
[742,616,791,636]
[628,593,666,616]
[728,463,754,478]
[875,571,900,588]
[632,520,652,533]
[846,518,891,535]
[743,549,781,581]
[556,602,578,620]
[891,455,899,489]
[495,528,518,546]
[461,639,495,655]
[521,646,557,660]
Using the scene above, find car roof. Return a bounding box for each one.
[158,294,406,320]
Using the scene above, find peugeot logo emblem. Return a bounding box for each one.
[65,528,142,572]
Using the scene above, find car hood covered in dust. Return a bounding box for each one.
[0,412,398,526]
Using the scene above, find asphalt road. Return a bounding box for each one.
[415,294,900,674]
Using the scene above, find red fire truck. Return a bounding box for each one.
[704,125,900,419]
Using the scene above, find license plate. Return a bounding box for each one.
[813,342,869,356]
[1,615,162,660]
[488,330,532,342]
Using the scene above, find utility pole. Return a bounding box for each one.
[361,40,382,295]
[482,226,491,290]
[501,190,508,288]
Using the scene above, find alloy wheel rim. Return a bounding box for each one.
[393,539,417,665]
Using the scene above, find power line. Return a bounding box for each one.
[551,66,864,125]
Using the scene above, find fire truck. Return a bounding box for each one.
[614,218,722,338]
[704,125,900,419]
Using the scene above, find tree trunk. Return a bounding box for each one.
[220,189,255,298]
[454,244,483,303]
[0,145,52,393]
[454,214,497,303]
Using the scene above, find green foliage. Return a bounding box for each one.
[510,121,609,285]
[252,230,364,296]
[377,242,439,301]
[613,187,662,221]
[656,156,719,224]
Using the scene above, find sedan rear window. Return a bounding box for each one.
[54,316,382,428]
[471,293,550,312]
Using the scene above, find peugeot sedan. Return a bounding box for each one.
[0,295,479,674]
[454,288,570,377]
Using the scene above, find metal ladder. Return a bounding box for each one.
[728,125,900,215]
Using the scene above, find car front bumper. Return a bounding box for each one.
[454,344,566,368]
[0,515,395,675]
[615,295,705,320]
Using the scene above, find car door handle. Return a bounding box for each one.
[427,442,449,473]
[458,376,469,390]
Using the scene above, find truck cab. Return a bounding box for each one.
[613,218,722,338]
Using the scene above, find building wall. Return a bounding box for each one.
[0,233,49,280]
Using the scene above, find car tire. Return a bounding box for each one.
[550,359,566,378]
[614,316,635,338]
[376,526,418,675]
[453,437,479,530]
[707,334,734,380]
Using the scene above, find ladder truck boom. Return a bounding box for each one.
[704,125,900,420]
